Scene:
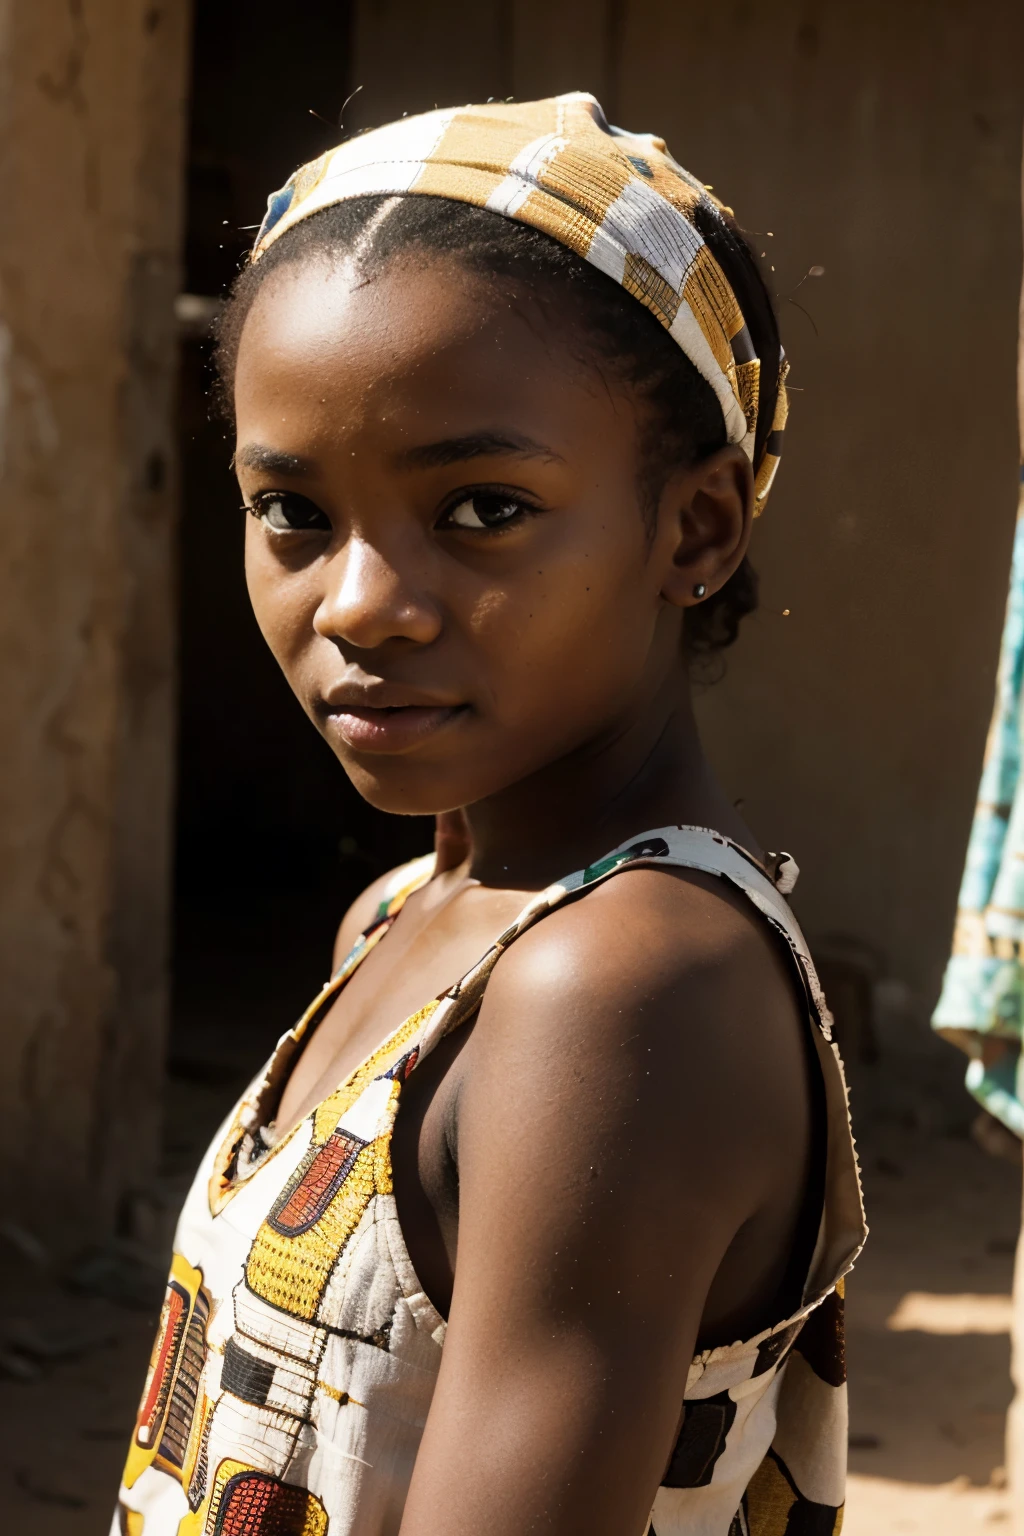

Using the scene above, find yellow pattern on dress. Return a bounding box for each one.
[113,834,864,1536]
[123,1253,209,1492]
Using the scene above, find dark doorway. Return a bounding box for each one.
[173,3,433,1078]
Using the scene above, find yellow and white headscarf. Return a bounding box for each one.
[253,92,788,515]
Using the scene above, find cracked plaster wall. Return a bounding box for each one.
[0,0,191,1249]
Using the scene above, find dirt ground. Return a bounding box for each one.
[0,1008,1020,1534]
[844,1115,1019,1534]
[840,1007,1023,1535]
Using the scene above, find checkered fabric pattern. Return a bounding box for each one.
[253,93,789,517]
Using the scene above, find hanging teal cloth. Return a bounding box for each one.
[933,483,1024,1136]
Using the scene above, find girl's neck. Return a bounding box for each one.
[460,684,757,889]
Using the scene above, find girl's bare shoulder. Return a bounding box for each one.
[491,861,793,1022]
[464,860,806,1161]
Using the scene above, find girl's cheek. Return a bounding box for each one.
[247,563,306,665]
[243,525,274,610]
[467,585,512,637]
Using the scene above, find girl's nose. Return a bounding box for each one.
[313,535,442,651]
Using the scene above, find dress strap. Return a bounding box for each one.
[553,827,833,1043]
[330,852,437,983]
[409,825,865,1312]
[417,826,831,1053]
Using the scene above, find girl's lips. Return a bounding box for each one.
[325,703,467,753]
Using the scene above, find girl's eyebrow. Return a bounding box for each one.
[393,431,564,470]
[234,444,311,475]
[233,433,563,476]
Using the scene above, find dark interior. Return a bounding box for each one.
[173,2,433,1069]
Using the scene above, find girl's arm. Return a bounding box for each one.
[398,868,810,1536]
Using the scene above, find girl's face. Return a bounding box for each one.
[234,252,750,816]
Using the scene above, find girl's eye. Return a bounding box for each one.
[442,492,530,531]
[247,492,330,533]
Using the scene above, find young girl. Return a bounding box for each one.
[115,93,864,1536]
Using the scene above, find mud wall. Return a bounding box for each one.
[349,0,1024,1014]
[0,0,191,1248]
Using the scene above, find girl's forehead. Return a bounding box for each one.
[234,255,619,428]
[242,253,506,350]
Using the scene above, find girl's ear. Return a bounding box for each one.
[657,445,754,610]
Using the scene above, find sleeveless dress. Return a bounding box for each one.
[113,827,866,1536]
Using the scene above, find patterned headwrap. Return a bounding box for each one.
[253,92,789,515]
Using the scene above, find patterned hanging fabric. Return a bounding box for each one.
[933,475,1024,1136]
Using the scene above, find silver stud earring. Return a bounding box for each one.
[693,583,706,600]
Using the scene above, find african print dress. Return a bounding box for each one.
[112,827,866,1536]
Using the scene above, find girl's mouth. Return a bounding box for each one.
[324,703,468,753]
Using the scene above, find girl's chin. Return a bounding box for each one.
[339,752,522,821]
[339,762,476,820]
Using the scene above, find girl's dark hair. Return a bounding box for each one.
[215,194,782,655]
